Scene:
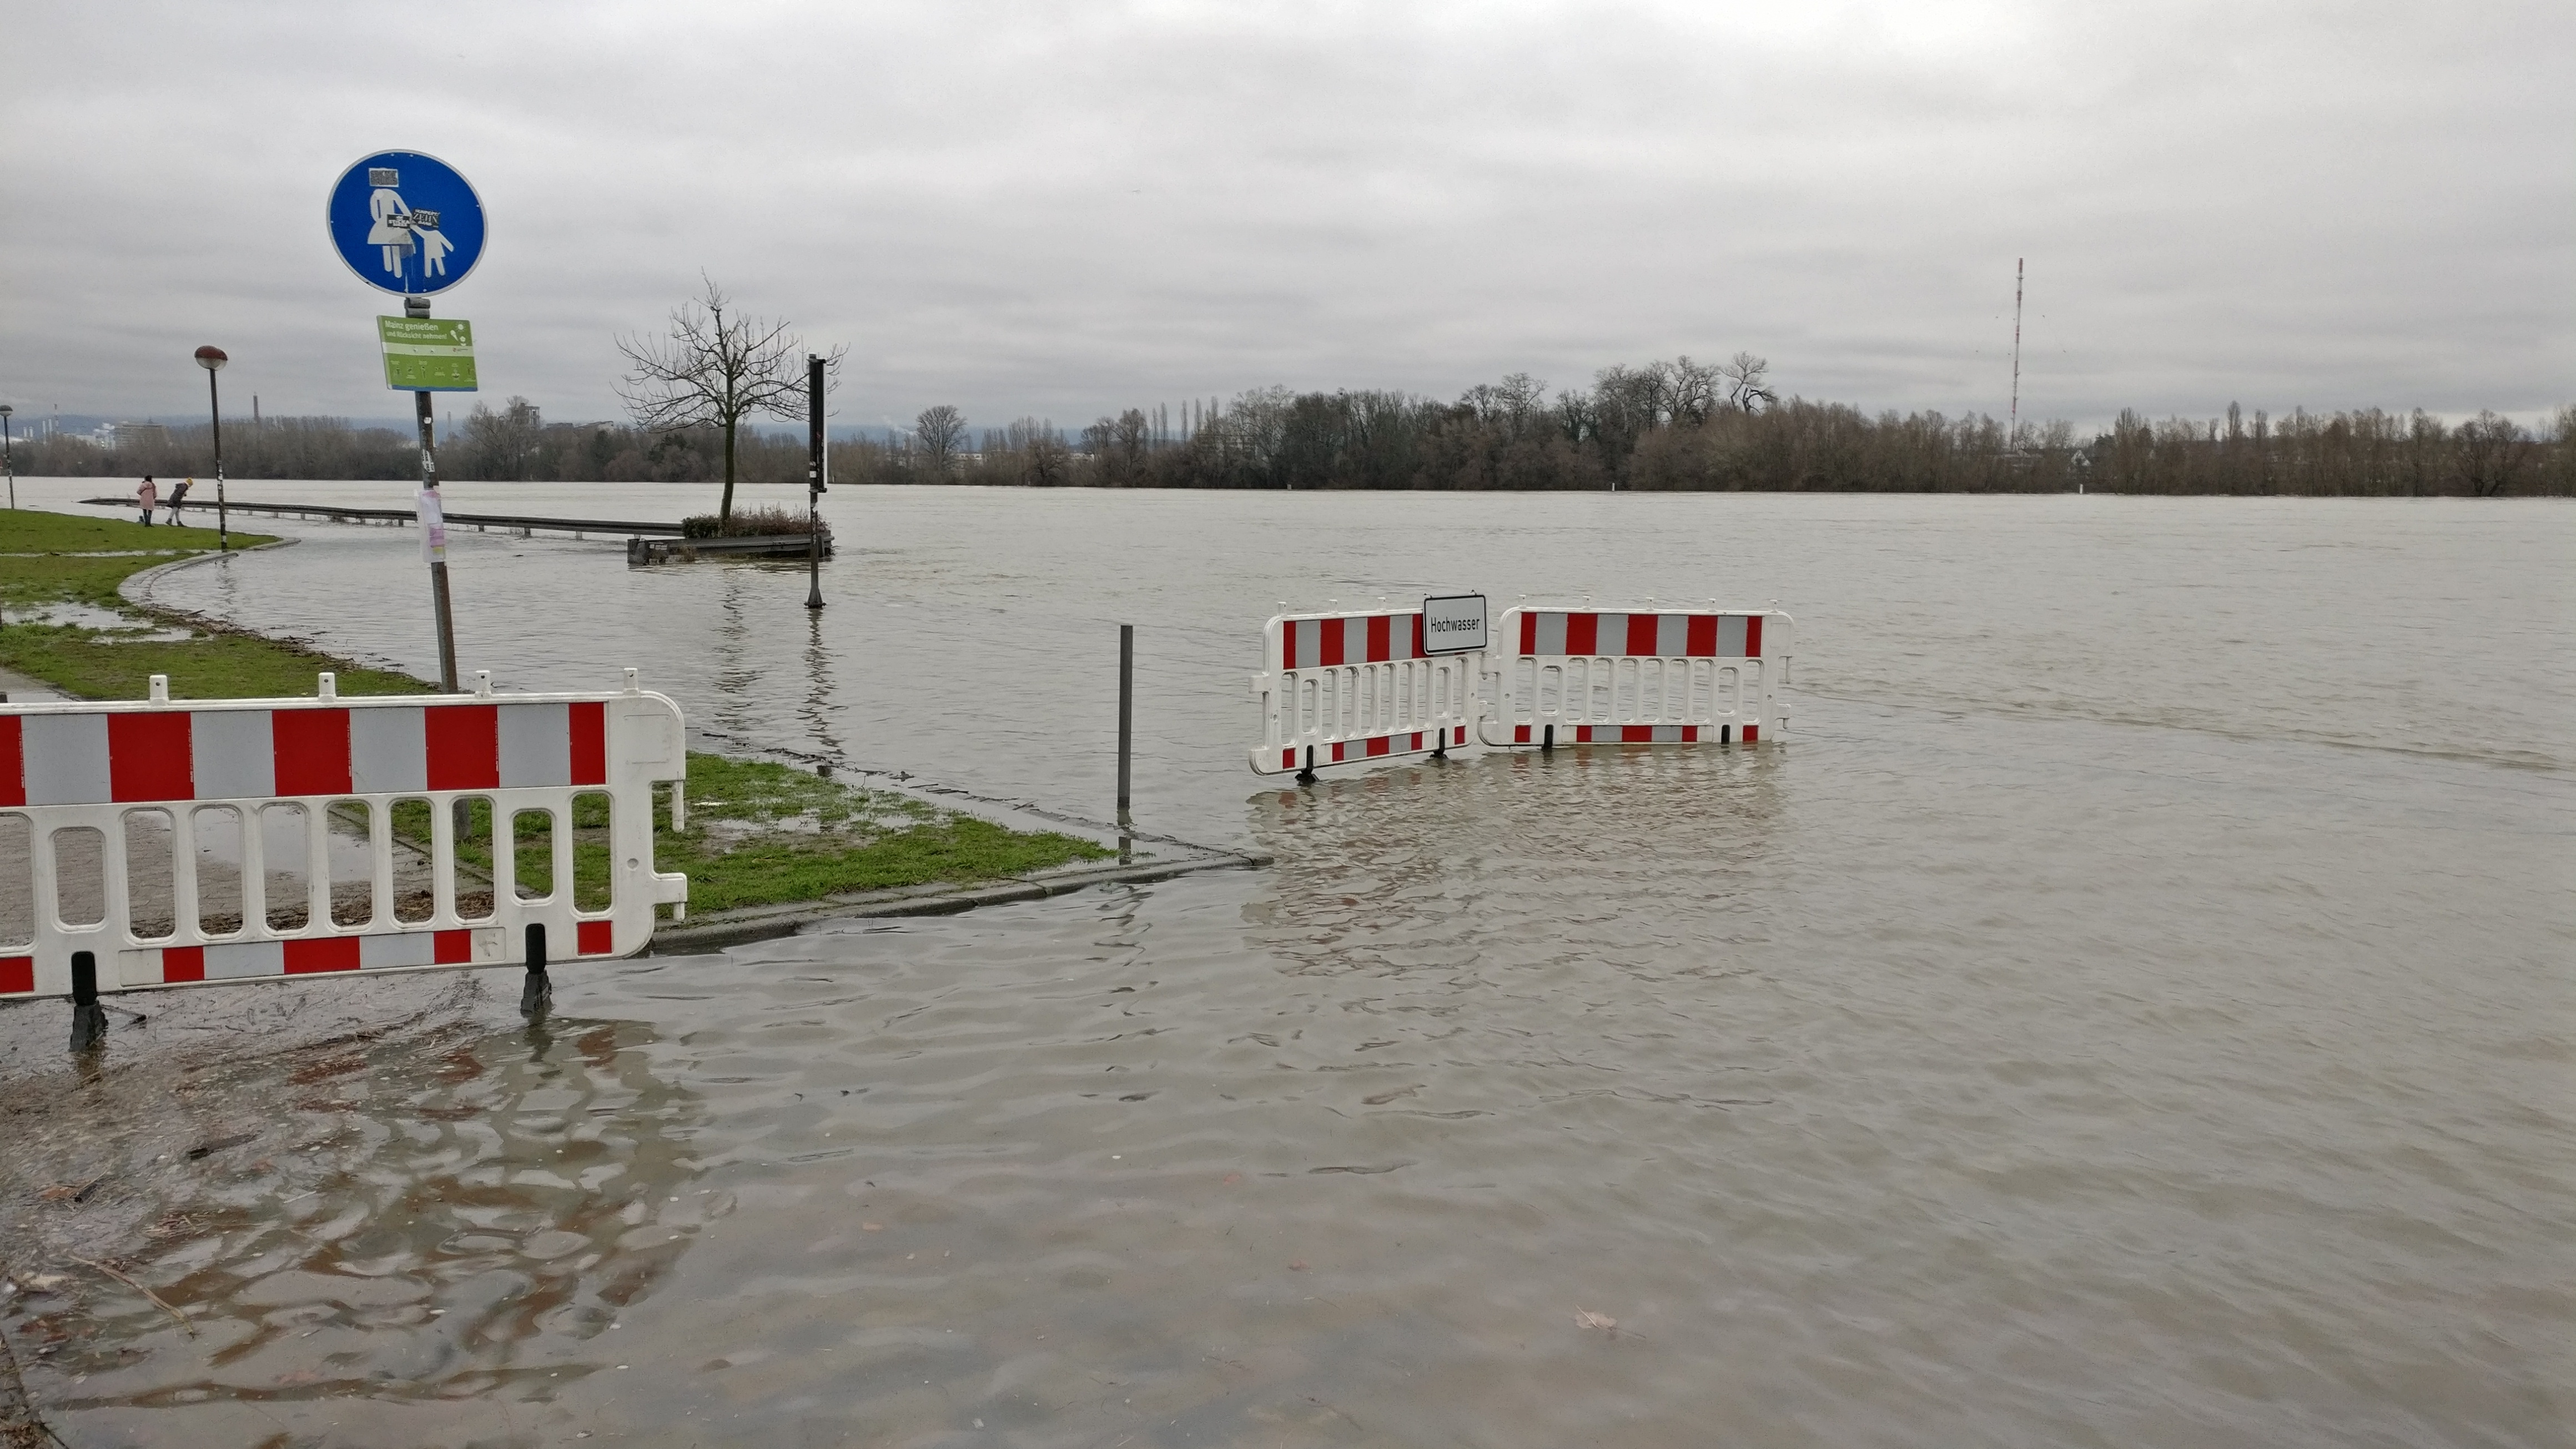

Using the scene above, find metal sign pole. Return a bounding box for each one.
[409,296,460,691]
[2,405,15,510]
[806,353,826,611]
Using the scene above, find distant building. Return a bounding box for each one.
[105,421,169,450]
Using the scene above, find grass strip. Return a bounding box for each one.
[1,507,1111,912]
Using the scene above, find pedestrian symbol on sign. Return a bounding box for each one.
[366,170,412,275]
[327,150,485,296]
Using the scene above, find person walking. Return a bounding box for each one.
[167,476,193,523]
[136,475,158,526]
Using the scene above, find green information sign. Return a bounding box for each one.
[377,316,478,392]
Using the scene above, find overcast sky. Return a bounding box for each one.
[4,0,2568,435]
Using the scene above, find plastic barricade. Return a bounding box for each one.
[0,672,688,1000]
[1249,607,1477,776]
[1477,605,1792,749]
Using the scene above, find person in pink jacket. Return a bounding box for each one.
[136,475,158,526]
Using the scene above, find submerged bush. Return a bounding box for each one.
[678,506,828,539]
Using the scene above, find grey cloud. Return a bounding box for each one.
[3,0,2567,435]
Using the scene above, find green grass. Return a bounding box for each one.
[401,754,1110,914]
[1,508,266,610]
[0,507,401,702]
[0,623,431,702]
[3,505,1114,917]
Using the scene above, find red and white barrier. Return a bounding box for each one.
[1249,607,1477,776]
[1,672,687,1000]
[1477,605,1792,749]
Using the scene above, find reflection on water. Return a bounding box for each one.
[1250,746,1783,985]
[800,607,843,761]
[16,1012,709,1420]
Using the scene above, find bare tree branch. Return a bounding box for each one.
[616,274,841,523]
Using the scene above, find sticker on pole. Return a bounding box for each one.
[379,316,477,392]
[327,150,487,295]
[416,487,447,562]
[1421,593,1488,654]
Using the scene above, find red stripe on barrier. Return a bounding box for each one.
[162,946,205,983]
[1281,748,1296,769]
[577,920,615,957]
[1686,615,1718,657]
[108,711,193,802]
[1520,612,1537,655]
[1742,724,1758,743]
[1281,625,1297,670]
[1745,615,1763,657]
[1574,726,1594,743]
[1566,612,1598,656]
[1626,616,1660,656]
[426,705,500,790]
[1411,613,1425,658]
[272,707,351,796]
[1622,725,1653,743]
[1453,727,1465,745]
[1515,724,1531,743]
[568,701,607,786]
[1410,732,1423,752]
[1682,725,1700,743]
[433,929,474,964]
[0,957,31,995]
[1366,614,1391,663]
[0,717,21,807]
[1331,741,1346,762]
[283,937,361,974]
[1366,736,1390,757]
[1319,617,1345,667]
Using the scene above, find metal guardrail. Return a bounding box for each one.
[81,497,687,539]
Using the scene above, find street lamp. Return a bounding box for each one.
[1,404,14,510]
[194,346,228,549]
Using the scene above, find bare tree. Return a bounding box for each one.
[2452,410,2532,497]
[459,396,542,480]
[1667,356,1719,425]
[1719,352,1777,413]
[914,404,968,476]
[616,275,836,525]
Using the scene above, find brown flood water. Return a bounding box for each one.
[2,483,2570,1447]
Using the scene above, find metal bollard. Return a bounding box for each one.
[68,951,107,1053]
[1116,625,1134,819]
[521,923,551,1018]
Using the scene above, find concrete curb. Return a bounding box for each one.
[648,849,1272,954]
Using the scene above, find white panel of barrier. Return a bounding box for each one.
[1477,605,1792,749]
[1,672,688,1000]
[1249,607,1477,776]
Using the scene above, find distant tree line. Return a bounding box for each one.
[20,366,2570,497]
[1,405,808,487]
[877,360,2572,496]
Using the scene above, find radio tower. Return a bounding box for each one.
[2009,257,2025,447]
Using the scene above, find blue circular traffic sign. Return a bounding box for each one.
[326,150,486,295]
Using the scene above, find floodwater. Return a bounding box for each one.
[3,480,2572,1447]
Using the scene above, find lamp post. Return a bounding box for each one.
[194,346,229,549]
[1,404,14,510]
